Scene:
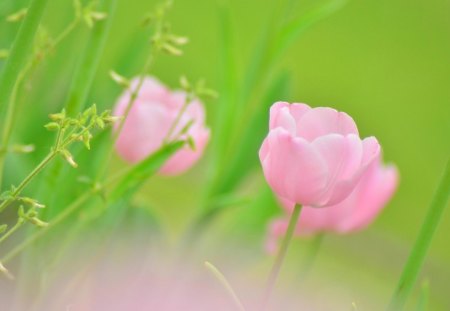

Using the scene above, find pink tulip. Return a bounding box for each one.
[259,102,381,207]
[265,159,398,253]
[114,76,210,175]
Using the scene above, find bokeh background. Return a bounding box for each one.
[0,0,449,310]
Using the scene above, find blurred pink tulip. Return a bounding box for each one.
[114,76,210,175]
[266,159,398,254]
[259,102,380,207]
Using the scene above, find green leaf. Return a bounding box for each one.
[109,141,184,202]
[211,72,291,196]
[416,281,429,311]
[211,2,238,170]
[271,0,348,62]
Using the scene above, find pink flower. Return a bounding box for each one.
[259,102,380,207]
[265,159,398,254]
[114,76,210,175]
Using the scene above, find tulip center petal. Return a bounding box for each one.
[296,107,359,141]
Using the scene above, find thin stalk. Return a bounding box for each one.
[0,121,96,213]
[1,164,132,264]
[262,204,302,309]
[0,152,56,213]
[164,95,191,142]
[204,261,246,311]
[0,0,49,116]
[388,158,450,311]
[0,218,25,245]
[95,52,155,180]
[65,0,117,116]
[0,15,82,189]
[1,191,93,264]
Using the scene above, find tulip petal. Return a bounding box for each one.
[269,102,310,134]
[260,128,328,206]
[297,107,359,141]
[311,134,363,206]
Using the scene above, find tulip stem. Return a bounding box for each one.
[388,158,450,311]
[263,203,302,308]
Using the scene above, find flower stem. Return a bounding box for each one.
[262,203,302,309]
[0,12,82,190]
[65,0,117,116]
[0,0,49,117]
[0,152,56,213]
[0,218,25,245]
[0,161,142,263]
[94,52,155,181]
[0,0,50,189]
[388,158,450,311]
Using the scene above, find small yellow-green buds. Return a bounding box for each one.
[195,80,218,99]
[6,8,28,23]
[82,132,93,150]
[74,0,107,28]
[103,115,122,124]
[19,197,45,209]
[61,149,78,168]
[167,34,189,46]
[110,70,131,88]
[180,75,191,91]
[161,43,183,56]
[18,206,48,228]
[44,122,60,131]
[26,217,49,228]
[180,76,218,101]
[49,110,66,122]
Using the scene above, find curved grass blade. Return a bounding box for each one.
[108,141,184,202]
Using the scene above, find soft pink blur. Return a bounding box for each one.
[114,76,210,175]
[266,158,399,254]
[259,102,380,207]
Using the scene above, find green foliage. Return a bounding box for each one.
[109,141,185,202]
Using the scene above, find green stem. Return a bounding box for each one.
[0,14,82,189]
[65,0,117,116]
[95,51,155,180]
[0,0,49,117]
[0,152,56,213]
[1,190,93,264]
[0,218,25,245]
[164,95,191,142]
[388,158,450,311]
[262,204,302,308]
[1,164,131,264]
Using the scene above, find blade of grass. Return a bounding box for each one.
[0,0,49,118]
[108,141,185,202]
[65,0,118,116]
[211,0,238,173]
[270,0,348,62]
[212,71,291,196]
[388,158,450,310]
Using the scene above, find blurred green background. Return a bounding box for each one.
[0,0,449,310]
